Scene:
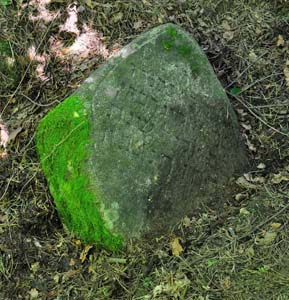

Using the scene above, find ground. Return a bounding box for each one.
[0,1,289,299]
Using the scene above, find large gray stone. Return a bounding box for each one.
[36,23,247,249]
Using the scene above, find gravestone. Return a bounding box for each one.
[36,23,247,250]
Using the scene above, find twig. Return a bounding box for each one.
[229,93,289,137]
[238,198,289,242]
[0,172,15,201]
[0,12,60,118]
[20,93,60,107]
[225,52,268,89]
[227,72,283,93]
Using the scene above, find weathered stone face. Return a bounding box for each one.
[36,23,247,250]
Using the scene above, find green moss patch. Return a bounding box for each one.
[36,95,122,251]
[159,25,206,75]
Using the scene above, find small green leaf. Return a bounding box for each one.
[258,265,269,273]
[207,259,218,267]
[230,87,241,95]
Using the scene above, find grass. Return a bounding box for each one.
[1,0,289,299]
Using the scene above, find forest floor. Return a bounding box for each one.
[1,1,289,299]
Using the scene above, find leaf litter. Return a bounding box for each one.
[1,1,289,299]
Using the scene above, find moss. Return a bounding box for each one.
[36,95,123,251]
[160,25,206,75]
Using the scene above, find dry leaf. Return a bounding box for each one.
[133,21,143,30]
[271,223,282,230]
[8,127,22,143]
[253,176,265,184]
[170,237,183,256]
[271,173,289,184]
[236,176,257,189]
[256,231,277,245]
[74,239,81,247]
[240,207,250,216]
[223,31,234,41]
[85,0,94,9]
[142,0,152,6]
[241,123,252,131]
[283,65,289,86]
[257,163,266,169]
[53,274,60,284]
[248,51,258,62]
[246,139,257,152]
[182,216,191,227]
[80,245,93,263]
[29,288,39,299]
[277,34,285,47]
[30,262,39,273]
[235,193,247,201]
[222,20,231,31]
[88,264,95,274]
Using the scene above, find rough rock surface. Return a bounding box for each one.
[36,23,247,250]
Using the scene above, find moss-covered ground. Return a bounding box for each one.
[1,1,289,299]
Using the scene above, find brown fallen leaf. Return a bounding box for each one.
[80,244,93,263]
[283,64,289,86]
[271,223,282,230]
[69,258,76,266]
[222,20,231,31]
[256,231,277,245]
[271,173,289,184]
[277,34,285,47]
[236,176,257,189]
[8,127,22,144]
[29,288,39,299]
[182,216,191,228]
[170,237,183,256]
[223,31,234,41]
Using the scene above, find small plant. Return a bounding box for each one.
[207,258,218,267]
[229,87,242,95]
[143,276,154,289]
[258,265,269,273]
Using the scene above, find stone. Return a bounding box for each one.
[36,23,247,250]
